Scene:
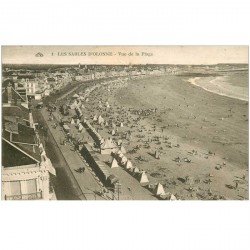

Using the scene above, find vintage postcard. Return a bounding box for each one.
[1,45,248,200]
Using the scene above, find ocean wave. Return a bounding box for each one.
[186,76,248,102]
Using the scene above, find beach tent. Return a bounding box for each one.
[125,160,133,169]
[111,129,116,136]
[111,158,119,168]
[118,152,124,160]
[71,118,75,125]
[120,122,124,127]
[105,121,109,127]
[63,124,70,132]
[120,145,126,154]
[139,172,149,185]
[98,115,104,125]
[100,138,118,155]
[73,94,79,98]
[78,123,84,132]
[121,156,128,165]
[93,115,98,122]
[133,167,140,174]
[170,194,177,201]
[154,183,166,196]
[116,150,122,155]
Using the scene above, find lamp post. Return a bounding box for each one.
[107,182,121,200]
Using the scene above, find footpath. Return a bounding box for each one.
[41,108,106,200]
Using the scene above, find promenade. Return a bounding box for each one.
[40,108,105,200]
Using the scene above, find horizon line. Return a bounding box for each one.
[2,62,248,66]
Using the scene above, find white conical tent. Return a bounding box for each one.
[133,167,140,173]
[111,129,116,135]
[117,151,124,159]
[139,172,149,184]
[111,158,119,168]
[120,122,124,127]
[170,194,177,201]
[120,145,126,154]
[125,160,133,169]
[78,123,84,132]
[98,115,104,125]
[121,156,128,165]
[93,115,98,121]
[154,183,166,196]
[71,118,75,124]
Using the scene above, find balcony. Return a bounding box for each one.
[5,192,43,200]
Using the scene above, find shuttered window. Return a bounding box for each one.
[26,179,37,194]
[10,181,21,195]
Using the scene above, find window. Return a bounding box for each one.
[26,179,37,194]
[10,181,21,195]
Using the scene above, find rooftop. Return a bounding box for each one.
[2,139,39,168]
[2,85,27,104]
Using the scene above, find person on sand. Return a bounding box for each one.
[235,181,239,189]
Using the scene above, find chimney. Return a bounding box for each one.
[7,84,12,104]
[16,98,22,107]
[14,82,18,89]
[29,110,34,128]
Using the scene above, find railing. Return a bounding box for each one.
[5,192,43,200]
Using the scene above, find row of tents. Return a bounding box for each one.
[110,150,149,186]
[110,150,177,200]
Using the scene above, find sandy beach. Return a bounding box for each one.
[105,74,248,199]
[55,73,248,200]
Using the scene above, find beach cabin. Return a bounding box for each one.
[63,124,70,133]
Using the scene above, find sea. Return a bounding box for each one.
[187,70,248,102]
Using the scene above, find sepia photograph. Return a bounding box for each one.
[1,45,248,201]
[1,1,250,250]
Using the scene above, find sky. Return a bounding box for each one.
[2,46,248,65]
